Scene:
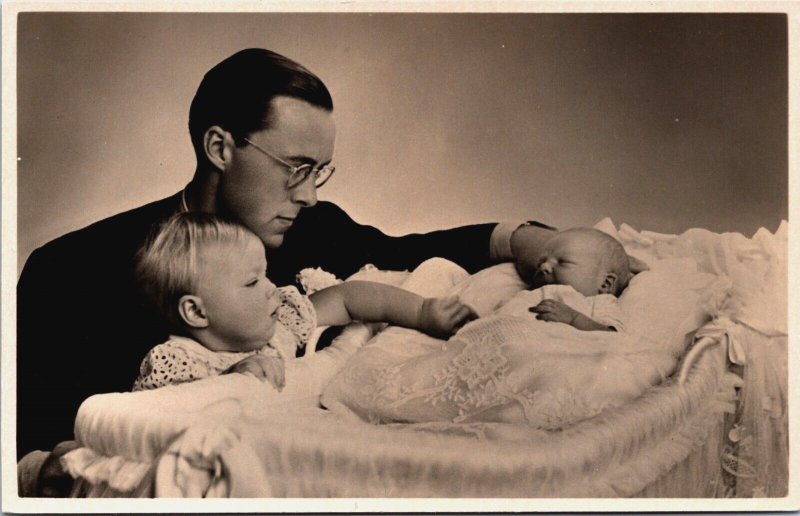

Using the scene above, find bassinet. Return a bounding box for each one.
[59,220,788,500]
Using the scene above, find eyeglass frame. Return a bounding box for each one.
[242,137,335,189]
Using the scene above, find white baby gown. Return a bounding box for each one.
[322,284,677,430]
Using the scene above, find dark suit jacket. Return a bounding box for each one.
[16,192,497,457]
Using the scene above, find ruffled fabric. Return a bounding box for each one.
[62,220,786,498]
[152,332,734,497]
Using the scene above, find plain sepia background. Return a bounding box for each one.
[16,13,787,275]
[5,7,796,513]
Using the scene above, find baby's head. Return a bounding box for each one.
[529,228,631,297]
[136,212,280,352]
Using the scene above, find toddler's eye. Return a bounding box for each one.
[245,278,259,287]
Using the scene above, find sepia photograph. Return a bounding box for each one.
[2,5,794,512]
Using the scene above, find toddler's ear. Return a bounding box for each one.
[599,273,618,295]
[178,295,209,328]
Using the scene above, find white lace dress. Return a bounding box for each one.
[133,286,316,391]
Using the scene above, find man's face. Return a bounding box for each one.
[219,96,336,248]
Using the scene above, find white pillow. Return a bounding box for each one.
[619,258,727,356]
[448,263,528,317]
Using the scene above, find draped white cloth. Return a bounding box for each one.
[61,219,787,498]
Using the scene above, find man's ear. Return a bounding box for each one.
[203,125,235,172]
[178,295,209,329]
[599,273,618,295]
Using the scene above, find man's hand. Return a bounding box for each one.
[418,295,476,338]
[224,354,285,391]
[36,440,80,497]
[528,299,580,325]
[510,224,557,284]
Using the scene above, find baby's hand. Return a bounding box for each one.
[224,354,285,391]
[529,299,579,326]
[419,295,476,338]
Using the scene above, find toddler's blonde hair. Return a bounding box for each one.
[135,212,258,328]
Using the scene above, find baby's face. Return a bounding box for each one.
[529,231,609,296]
[194,236,281,352]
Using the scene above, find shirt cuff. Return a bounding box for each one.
[490,222,523,260]
[490,220,559,261]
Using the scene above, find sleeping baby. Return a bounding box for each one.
[517,227,630,331]
[131,212,473,391]
[322,228,678,430]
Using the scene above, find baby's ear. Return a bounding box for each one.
[599,273,618,295]
[178,295,209,329]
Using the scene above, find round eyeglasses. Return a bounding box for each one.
[243,137,336,189]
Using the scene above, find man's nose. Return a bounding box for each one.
[290,177,318,207]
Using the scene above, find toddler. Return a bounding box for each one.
[132,213,473,391]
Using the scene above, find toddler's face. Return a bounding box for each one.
[529,231,608,296]
[194,236,281,352]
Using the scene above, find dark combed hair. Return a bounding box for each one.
[188,48,334,159]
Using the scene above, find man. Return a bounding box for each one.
[15,48,570,495]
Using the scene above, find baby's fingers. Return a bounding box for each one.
[450,304,476,327]
[528,302,549,313]
[528,302,555,321]
[436,295,462,310]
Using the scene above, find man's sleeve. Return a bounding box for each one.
[279,202,498,281]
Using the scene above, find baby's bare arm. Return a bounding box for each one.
[310,281,474,338]
[529,299,616,332]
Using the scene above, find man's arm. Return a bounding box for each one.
[270,202,564,286]
[268,202,499,285]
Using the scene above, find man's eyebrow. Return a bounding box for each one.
[284,154,332,166]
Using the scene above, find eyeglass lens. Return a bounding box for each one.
[287,165,335,189]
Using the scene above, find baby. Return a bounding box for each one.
[132,212,474,391]
[322,228,643,429]
[518,227,632,331]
